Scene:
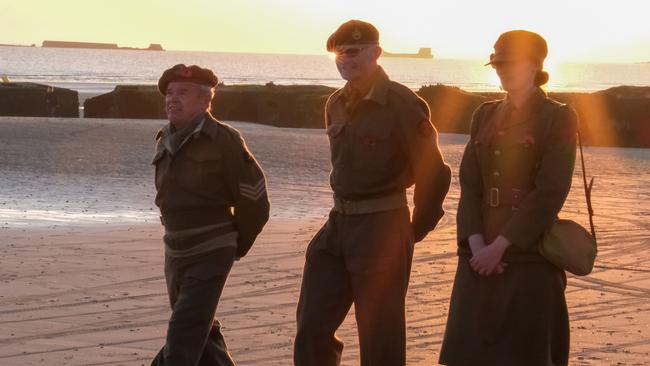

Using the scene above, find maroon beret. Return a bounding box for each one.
[326,19,380,52]
[158,64,219,95]
[486,30,548,66]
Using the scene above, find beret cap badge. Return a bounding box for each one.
[351,28,362,41]
[158,64,219,95]
[176,65,193,77]
[326,20,379,52]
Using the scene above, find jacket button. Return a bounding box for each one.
[494,150,501,156]
[497,131,504,136]
[493,171,500,177]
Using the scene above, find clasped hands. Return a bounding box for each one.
[468,234,512,276]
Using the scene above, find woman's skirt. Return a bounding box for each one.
[439,256,570,366]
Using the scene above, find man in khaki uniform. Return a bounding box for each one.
[294,20,452,366]
[151,64,270,366]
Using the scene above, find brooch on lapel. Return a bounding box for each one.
[523,135,535,148]
[361,136,378,146]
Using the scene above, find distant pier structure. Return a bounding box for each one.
[41,41,164,51]
[381,47,433,59]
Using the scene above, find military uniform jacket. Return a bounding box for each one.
[152,113,270,258]
[326,67,451,234]
[456,89,578,261]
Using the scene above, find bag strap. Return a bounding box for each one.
[540,103,597,241]
[576,123,597,240]
[547,104,596,241]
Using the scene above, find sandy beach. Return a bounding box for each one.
[1,116,649,365]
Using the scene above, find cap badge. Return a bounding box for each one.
[176,66,193,77]
[351,28,362,41]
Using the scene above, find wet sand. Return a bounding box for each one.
[1,117,649,365]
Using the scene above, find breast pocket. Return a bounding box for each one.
[351,123,393,172]
[176,147,222,191]
[498,133,541,182]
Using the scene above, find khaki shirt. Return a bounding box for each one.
[152,113,270,258]
[325,67,451,233]
[457,89,578,259]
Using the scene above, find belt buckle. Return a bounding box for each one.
[489,188,499,207]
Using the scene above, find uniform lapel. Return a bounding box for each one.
[500,89,547,130]
[363,67,390,106]
[334,67,389,119]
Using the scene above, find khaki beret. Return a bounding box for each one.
[326,19,380,52]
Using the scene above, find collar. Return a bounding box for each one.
[363,66,390,105]
[188,115,206,135]
[497,88,547,128]
[164,113,219,139]
[504,87,546,114]
[192,113,220,140]
[168,113,203,134]
[161,113,219,154]
[332,66,390,106]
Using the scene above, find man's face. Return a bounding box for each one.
[334,44,380,81]
[165,82,210,127]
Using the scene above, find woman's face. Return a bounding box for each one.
[493,59,538,93]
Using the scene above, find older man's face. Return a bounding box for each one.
[165,82,210,127]
[334,44,380,82]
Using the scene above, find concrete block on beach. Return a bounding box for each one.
[83,84,336,127]
[549,86,650,148]
[84,85,166,119]
[211,84,335,128]
[421,85,650,148]
[0,82,79,117]
[81,83,650,147]
[417,84,490,134]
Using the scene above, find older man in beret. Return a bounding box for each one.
[294,20,452,365]
[151,64,270,366]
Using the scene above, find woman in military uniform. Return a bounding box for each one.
[439,30,578,366]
